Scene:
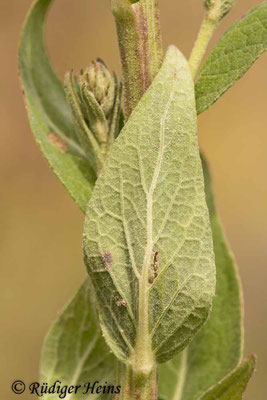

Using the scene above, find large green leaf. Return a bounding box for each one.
[83,46,216,364]
[198,355,256,400]
[196,2,267,114]
[19,0,96,212]
[41,278,115,399]
[158,157,243,399]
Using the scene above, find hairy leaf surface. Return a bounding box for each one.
[196,2,267,114]
[41,278,114,399]
[158,157,243,399]
[19,0,96,212]
[83,46,216,363]
[198,356,256,400]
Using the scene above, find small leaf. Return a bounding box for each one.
[196,2,267,114]
[158,156,243,400]
[83,46,216,363]
[64,71,104,174]
[41,278,115,399]
[19,0,96,212]
[198,355,256,400]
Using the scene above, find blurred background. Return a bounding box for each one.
[0,0,266,398]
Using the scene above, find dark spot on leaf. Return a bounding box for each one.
[101,252,112,270]
[114,295,127,307]
[48,132,69,153]
[148,250,161,284]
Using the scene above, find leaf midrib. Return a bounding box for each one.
[136,80,176,356]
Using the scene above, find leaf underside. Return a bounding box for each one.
[40,156,245,400]
[41,278,114,400]
[158,157,243,400]
[196,2,267,114]
[83,46,216,364]
[19,0,96,212]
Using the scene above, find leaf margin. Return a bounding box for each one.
[18,0,96,212]
[196,1,267,114]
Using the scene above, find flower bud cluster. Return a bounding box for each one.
[64,59,122,174]
[80,59,116,118]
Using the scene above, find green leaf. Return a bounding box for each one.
[83,46,216,364]
[196,2,267,114]
[198,355,256,400]
[41,278,115,399]
[158,157,243,400]
[19,0,96,212]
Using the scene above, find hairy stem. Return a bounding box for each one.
[112,0,163,119]
[189,0,229,80]
[112,0,145,119]
[120,362,157,400]
[139,0,163,82]
[189,13,218,79]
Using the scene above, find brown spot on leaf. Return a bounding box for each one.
[101,252,112,270]
[48,132,69,153]
[114,295,127,307]
[148,251,161,284]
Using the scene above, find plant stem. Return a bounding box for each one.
[131,3,151,92]
[114,360,125,400]
[120,362,157,400]
[189,13,218,80]
[112,2,161,398]
[139,0,163,82]
[112,0,163,119]
[111,0,146,119]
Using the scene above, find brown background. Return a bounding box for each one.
[0,0,266,398]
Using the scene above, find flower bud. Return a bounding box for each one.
[204,0,237,21]
[64,59,122,174]
[79,59,116,118]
